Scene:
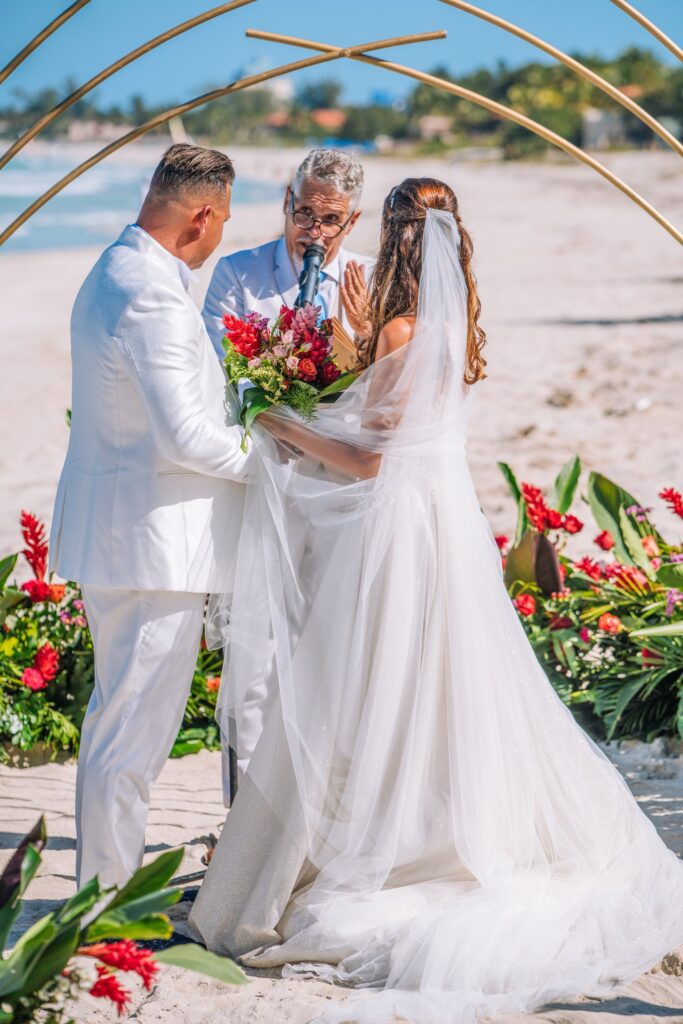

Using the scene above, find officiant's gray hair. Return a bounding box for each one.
[293,149,364,209]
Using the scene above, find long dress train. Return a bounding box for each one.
[187,210,683,1024]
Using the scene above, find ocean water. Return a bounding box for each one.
[0,150,283,252]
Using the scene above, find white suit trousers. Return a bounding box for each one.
[77,586,206,888]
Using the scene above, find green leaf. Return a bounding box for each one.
[13,923,80,999]
[630,621,683,638]
[104,848,183,912]
[618,508,655,579]
[497,461,521,502]
[157,943,248,985]
[549,456,581,514]
[240,391,272,435]
[586,472,639,565]
[606,676,648,739]
[0,916,57,996]
[0,590,28,627]
[85,913,173,942]
[0,818,46,914]
[504,529,536,590]
[317,371,358,400]
[514,496,529,548]
[55,877,102,926]
[87,889,179,941]
[656,563,683,589]
[0,555,17,591]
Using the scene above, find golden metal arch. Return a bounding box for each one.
[247,30,682,246]
[0,0,94,86]
[0,0,257,170]
[439,0,683,157]
[0,31,447,249]
[609,0,683,63]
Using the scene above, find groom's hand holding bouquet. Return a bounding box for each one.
[222,305,357,449]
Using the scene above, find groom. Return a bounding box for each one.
[49,144,251,888]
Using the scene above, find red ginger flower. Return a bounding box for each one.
[562,513,584,534]
[546,509,563,529]
[20,511,48,580]
[521,483,548,531]
[89,964,131,1016]
[574,557,602,581]
[594,530,615,551]
[222,314,261,359]
[81,940,158,992]
[660,487,683,519]
[22,667,46,691]
[21,579,52,603]
[34,643,59,682]
[494,535,509,552]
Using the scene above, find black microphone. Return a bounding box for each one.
[295,244,325,308]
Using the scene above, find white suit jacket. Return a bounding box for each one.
[202,236,374,357]
[50,224,250,593]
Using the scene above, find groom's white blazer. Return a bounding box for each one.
[50,224,249,593]
[202,236,374,357]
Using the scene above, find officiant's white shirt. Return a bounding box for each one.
[202,236,374,357]
[50,223,249,593]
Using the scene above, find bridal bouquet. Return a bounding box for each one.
[222,305,356,448]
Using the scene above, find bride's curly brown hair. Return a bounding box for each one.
[357,177,487,385]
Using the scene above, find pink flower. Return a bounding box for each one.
[22,668,47,691]
[579,627,591,643]
[641,535,660,558]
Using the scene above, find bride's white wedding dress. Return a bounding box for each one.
[187,211,683,1023]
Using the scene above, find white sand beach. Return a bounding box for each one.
[1,144,682,1021]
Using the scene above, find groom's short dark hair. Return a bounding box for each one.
[149,144,235,202]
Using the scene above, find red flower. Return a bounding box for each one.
[660,487,683,519]
[206,676,221,693]
[21,579,52,603]
[579,627,591,643]
[604,562,649,593]
[297,357,318,382]
[641,647,663,666]
[562,514,584,534]
[279,305,296,329]
[20,511,48,581]
[573,557,602,581]
[89,965,131,1016]
[513,593,536,617]
[594,530,615,551]
[222,315,261,359]
[494,535,509,552]
[21,667,47,691]
[549,615,572,630]
[34,643,59,682]
[81,940,158,992]
[320,361,341,385]
[597,612,623,634]
[521,483,548,532]
[546,509,563,529]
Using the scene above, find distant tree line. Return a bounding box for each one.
[0,47,680,157]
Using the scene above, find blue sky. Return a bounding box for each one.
[2,0,682,108]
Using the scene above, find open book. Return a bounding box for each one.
[329,318,358,373]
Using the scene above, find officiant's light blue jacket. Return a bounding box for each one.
[202,236,374,358]
[50,225,250,593]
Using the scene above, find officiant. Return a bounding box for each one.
[202,148,373,356]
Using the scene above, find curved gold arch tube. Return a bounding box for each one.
[0,0,94,86]
[247,30,682,246]
[609,0,683,63]
[0,0,257,171]
[0,31,446,249]
[440,0,683,157]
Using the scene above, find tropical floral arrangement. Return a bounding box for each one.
[0,818,244,1023]
[222,304,356,445]
[499,456,683,740]
[0,513,222,762]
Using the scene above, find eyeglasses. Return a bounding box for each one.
[289,192,354,238]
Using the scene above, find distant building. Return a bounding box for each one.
[67,120,121,143]
[582,108,626,150]
[417,115,453,143]
[310,109,347,132]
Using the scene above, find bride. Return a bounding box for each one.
[187,178,683,1023]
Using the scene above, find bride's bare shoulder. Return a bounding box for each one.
[376,316,416,358]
